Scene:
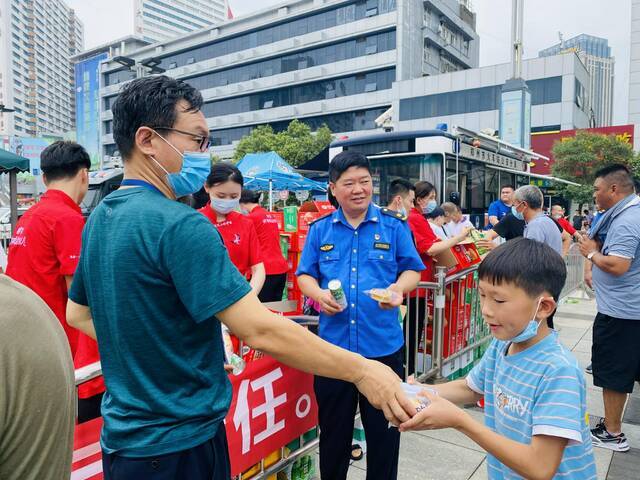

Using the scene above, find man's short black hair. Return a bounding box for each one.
[329,151,370,183]
[40,141,90,182]
[501,184,515,191]
[594,163,635,193]
[112,75,204,159]
[240,189,261,204]
[388,178,414,203]
[478,237,567,301]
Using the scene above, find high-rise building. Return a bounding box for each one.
[0,0,84,137]
[630,0,640,129]
[134,0,228,43]
[99,0,480,159]
[539,34,614,127]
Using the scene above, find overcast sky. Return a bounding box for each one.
[68,0,632,124]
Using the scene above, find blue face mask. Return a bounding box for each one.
[210,197,239,215]
[423,200,438,214]
[511,205,524,221]
[151,132,211,198]
[510,298,544,343]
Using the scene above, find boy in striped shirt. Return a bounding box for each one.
[400,238,597,479]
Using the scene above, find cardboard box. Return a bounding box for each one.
[269,211,285,232]
[434,242,482,275]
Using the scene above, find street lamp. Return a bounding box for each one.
[113,55,165,78]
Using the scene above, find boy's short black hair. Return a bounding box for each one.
[112,75,203,159]
[240,189,261,204]
[388,178,414,203]
[329,151,370,183]
[478,238,567,301]
[41,141,91,182]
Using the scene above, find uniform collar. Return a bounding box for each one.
[333,203,379,228]
[42,189,81,213]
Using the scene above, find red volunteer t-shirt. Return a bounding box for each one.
[199,205,262,277]
[408,208,440,288]
[557,217,577,235]
[5,189,104,398]
[247,206,289,275]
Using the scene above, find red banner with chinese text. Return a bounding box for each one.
[530,125,635,175]
[71,356,318,479]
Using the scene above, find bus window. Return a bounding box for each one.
[369,154,442,205]
[485,168,499,207]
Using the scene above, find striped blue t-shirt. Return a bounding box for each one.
[467,331,597,479]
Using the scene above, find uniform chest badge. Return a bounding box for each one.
[320,244,334,252]
[374,242,391,250]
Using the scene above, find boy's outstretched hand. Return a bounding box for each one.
[398,389,470,432]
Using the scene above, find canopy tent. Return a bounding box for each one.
[236,152,327,210]
[0,149,29,233]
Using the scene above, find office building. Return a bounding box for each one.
[395,53,591,134]
[0,0,83,137]
[540,34,614,127]
[99,0,480,159]
[134,0,228,43]
[630,0,640,136]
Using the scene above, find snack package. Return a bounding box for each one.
[222,324,245,375]
[468,229,488,256]
[400,382,437,413]
[364,288,401,304]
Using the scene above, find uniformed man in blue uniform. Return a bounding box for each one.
[297,151,425,480]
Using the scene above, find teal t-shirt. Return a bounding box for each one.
[69,187,252,457]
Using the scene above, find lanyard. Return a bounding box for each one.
[120,179,163,195]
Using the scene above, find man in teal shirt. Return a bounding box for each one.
[67,75,415,480]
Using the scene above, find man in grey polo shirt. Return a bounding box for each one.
[579,164,640,453]
[512,185,563,255]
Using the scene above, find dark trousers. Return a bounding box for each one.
[404,297,427,377]
[314,349,403,480]
[258,273,287,303]
[77,392,104,424]
[102,425,230,480]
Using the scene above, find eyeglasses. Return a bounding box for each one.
[153,127,210,152]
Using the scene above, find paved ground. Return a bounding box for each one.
[342,295,640,480]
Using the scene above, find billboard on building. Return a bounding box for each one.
[530,125,635,175]
[75,53,108,168]
[0,136,57,174]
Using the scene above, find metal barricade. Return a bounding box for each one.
[405,265,491,383]
[559,243,587,302]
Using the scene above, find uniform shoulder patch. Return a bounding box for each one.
[380,207,407,221]
[308,212,334,226]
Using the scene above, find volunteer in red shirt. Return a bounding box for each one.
[240,189,289,302]
[405,181,470,375]
[199,163,266,294]
[5,141,104,422]
[551,204,581,240]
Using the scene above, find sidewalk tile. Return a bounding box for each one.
[606,448,640,480]
[592,445,613,479]
[467,458,488,480]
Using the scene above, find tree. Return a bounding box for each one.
[232,120,333,167]
[551,131,637,206]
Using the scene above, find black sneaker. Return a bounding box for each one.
[585,364,592,375]
[591,419,630,452]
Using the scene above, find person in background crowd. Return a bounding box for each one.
[385,178,415,218]
[5,141,104,422]
[572,209,585,231]
[441,202,474,237]
[578,164,640,452]
[0,275,76,480]
[199,163,266,295]
[426,206,449,240]
[239,189,290,302]
[584,208,594,228]
[406,181,470,375]
[400,239,597,480]
[551,204,581,241]
[512,185,563,256]
[67,76,416,480]
[487,185,514,228]
[296,151,425,480]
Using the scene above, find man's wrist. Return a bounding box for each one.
[587,251,598,261]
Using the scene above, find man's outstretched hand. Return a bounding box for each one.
[353,359,416,426]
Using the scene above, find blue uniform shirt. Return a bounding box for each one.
[69,188,252,457]
[296,203,424,358]
[488,200,511,226]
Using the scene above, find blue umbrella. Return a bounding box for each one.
[237,152,327,210]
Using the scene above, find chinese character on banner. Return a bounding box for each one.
[226,356,318,475]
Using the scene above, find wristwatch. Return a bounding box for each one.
[587,251,597,260]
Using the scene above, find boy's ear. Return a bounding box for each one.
[538,296,557,321]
